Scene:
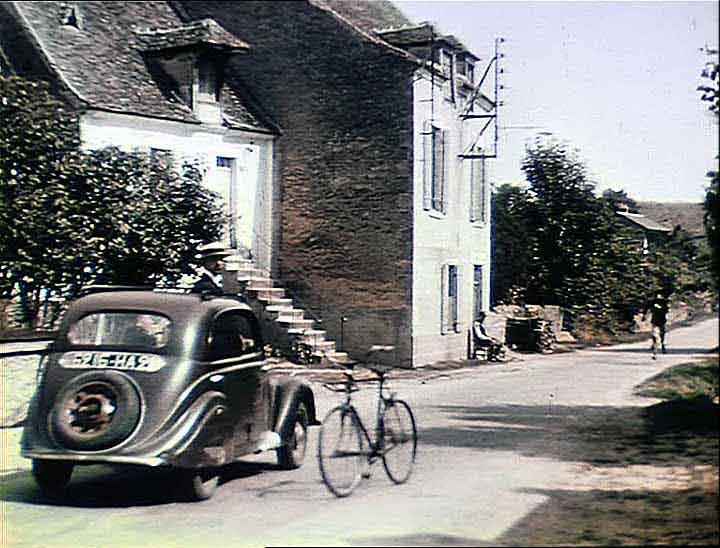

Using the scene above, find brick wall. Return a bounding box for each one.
[178,1,419,363]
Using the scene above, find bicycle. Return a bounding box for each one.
[317,345,417,497]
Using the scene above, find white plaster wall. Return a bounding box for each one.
[79,111,277,273]
[411,73,493,367]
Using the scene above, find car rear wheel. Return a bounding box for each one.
[182,468,220,501]
[49,371,141,451]
[32,459,74,496]
[277,402,308,469]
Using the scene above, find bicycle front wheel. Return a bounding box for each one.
[381,399,417,484]
[318,405,364,497]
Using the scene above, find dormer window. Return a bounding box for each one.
[59,3,83,30]
[134,19,249,126]
[197,56,219,102]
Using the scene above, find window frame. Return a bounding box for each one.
[206,310,262,363]
[470,158,487,224]
[441,264,460,334]
[423,122,447,215]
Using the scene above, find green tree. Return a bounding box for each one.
[516,138,656,335]
[491,184,533,304]
[698,46,719,289]
[1,75,225,328]
[601,188,638,212]
[521,139,615,306]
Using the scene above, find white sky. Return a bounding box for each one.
[395,0,719,202]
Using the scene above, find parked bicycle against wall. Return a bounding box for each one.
[317,345,417,497]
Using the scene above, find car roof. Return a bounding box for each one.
[63,290,253,324]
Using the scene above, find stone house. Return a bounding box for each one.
[1,0,496,367]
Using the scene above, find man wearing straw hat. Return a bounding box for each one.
[192,242,233,294]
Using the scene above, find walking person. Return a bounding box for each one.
[192,242,232,294]
[645,291,669,359]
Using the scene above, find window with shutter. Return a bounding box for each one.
[424,123,447,214]
[470,158,487,223]
[441,264,459,334]
[449,265,459,332]
[431,126,446,213]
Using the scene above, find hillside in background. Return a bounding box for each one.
[636,201,706,237]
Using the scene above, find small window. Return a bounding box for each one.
[198,57,218,101]
[216,156,233,169]
[60,4,84,30]
[441,264,459,334]
[208,312,258,361]
[150,148,171,158]
[473,265,484,320]
[68,313,171,349]
[466,63,475,83]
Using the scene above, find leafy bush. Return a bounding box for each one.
[1,75,225,328]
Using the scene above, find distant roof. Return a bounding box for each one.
[4,1,273,131]
[616,210,673,233]
[636,201,706,237]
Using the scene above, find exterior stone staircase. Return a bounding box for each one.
[232,258,348,363]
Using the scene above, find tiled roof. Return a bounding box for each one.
[8,1,273,132]
[134,18,250,53]
[312,0,413,34]
[616,210,673,233]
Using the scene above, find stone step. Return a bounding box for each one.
[277,318,315,330]
[276,309,306,321]
[264,297,293,307]
[242,277,275,289]
[236,268,265,278]
[247,287,286,300]
[310,340,336,353]
[287,328,327,342]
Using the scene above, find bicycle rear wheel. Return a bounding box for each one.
[381,399,417,484]
[317,405,364,497]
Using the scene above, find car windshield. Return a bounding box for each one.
[68,312,171,349]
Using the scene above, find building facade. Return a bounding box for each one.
[1,0,496,367]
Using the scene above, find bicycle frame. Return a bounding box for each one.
[334,372,395,463]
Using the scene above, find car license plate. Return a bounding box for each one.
[59,351,166,372]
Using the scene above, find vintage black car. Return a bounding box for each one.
[22,287,319,501]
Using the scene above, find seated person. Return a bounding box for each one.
[473,312,504,361]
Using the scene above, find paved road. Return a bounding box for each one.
[2,318,717,547]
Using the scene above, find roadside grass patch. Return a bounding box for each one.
[635,357,719,401]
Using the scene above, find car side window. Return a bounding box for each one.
[208,312,258,361]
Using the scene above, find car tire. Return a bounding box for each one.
[49,371,141,451]
[32,459,74,496]
[182,468,220,501]
[277,402,308,469]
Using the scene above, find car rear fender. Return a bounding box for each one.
[143,391,231,467]
[270,378,319,443]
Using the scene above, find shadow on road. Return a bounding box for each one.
[422,400,718,545]
[422,400,718,468]
[590,346,714,355]
[0,461,273,507]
